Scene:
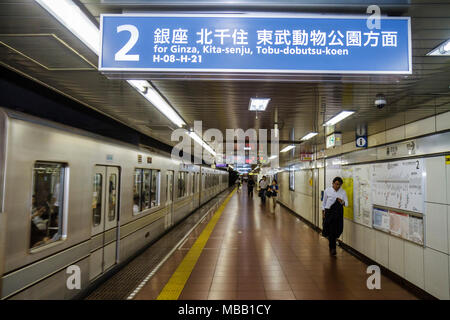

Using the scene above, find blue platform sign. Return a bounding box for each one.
[99,14,411,74]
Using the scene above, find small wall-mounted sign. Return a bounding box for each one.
[147,156,152,164]
[356,136,368,148]
[355,124,368,148]
[106,154,114,161]
[446,155,450,165]
[326,133,342,149]
[137,154,142,163]
[300,152,313,161]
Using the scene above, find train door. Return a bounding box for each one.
[166,170,175,227]
[90,165,120,280]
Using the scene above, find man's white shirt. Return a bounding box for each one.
[322,186,348,210]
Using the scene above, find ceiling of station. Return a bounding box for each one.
[0,0,449,163]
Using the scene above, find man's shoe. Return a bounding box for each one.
[330,248,337,256]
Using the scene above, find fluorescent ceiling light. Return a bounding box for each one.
[280,145,295,153]
[187,131,216,157]
[244,147,251,151]
[301,132,319,141]
[268,155,278,160]
[249,98,270,111]
[323,111,355,127]
[36,1,187,129]
[127,80,149,93]
[35,0,100,54]
[427,39,450,56]
[130,80,185,128]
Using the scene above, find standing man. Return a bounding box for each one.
[248,177,255,198]
[259,176,268,204]
[322,177,348,256]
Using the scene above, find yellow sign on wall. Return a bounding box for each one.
[446,155,450,165]
[342,177,354,220]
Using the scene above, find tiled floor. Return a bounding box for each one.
[135,185,419,300]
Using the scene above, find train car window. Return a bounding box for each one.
[142,170,152,210]
[151,170,160,207]
[108,174,117,221]
[92,173,103,227]
[178,172,186,198]
[191,173,195,194]
[133,169,143,213]
[30,162,65,249]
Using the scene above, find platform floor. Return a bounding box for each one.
[133,185,419,300]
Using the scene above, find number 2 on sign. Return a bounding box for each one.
[115,24,140,61]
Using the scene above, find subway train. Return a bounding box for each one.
[0,108,229,299]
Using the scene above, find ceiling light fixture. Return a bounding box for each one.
[35,0,100,54]
[249,98,270,111]
[427,39,450,56]
[187,131,216,157]
[268,155,278,160]
[301,132,319,141]
[280,145,295,153]
[129,80,185,128]
[323,111,355,127]
[36,0,188,130]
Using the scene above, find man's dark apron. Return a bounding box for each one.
[322,199,344,239]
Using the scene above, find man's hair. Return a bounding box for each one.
[333,177,343,184]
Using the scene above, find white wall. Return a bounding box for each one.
[281,110,450,299]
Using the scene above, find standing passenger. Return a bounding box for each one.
[322,177,348,256]
[247,177,255,197]
[268,179,279,213]
[259,176,268,204]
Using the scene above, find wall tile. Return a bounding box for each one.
[375,230,389,267]
[425,202,449,254]
[364,227,376,261]
[436,111,450,131]
[425,156,447,204]
[447,165,450,205]
[386,126,405,143]
[388,236,405,277]
[424,248,450,299]
[368,131,386,147]
[354,223,364,253]
[405,117,436,139]
[404,241,425,289]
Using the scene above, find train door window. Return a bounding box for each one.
[150,170,160,207]
[108,173,117,221]
[178,172,186,198]
[196,173,200,192]
[92,173,103,227]
[142,170,152,210]
[30,162,66,249]
[133,169,143,213]
[191,173,195,194]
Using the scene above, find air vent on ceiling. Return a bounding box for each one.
[0,34,95,70]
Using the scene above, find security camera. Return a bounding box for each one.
[375,94,386,109]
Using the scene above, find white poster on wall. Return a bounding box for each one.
[371,158,425,213]
[352,165,372,228]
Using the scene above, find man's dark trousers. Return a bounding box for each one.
[322,200,344,251]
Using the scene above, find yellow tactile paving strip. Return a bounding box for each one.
[156,188,237,300]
